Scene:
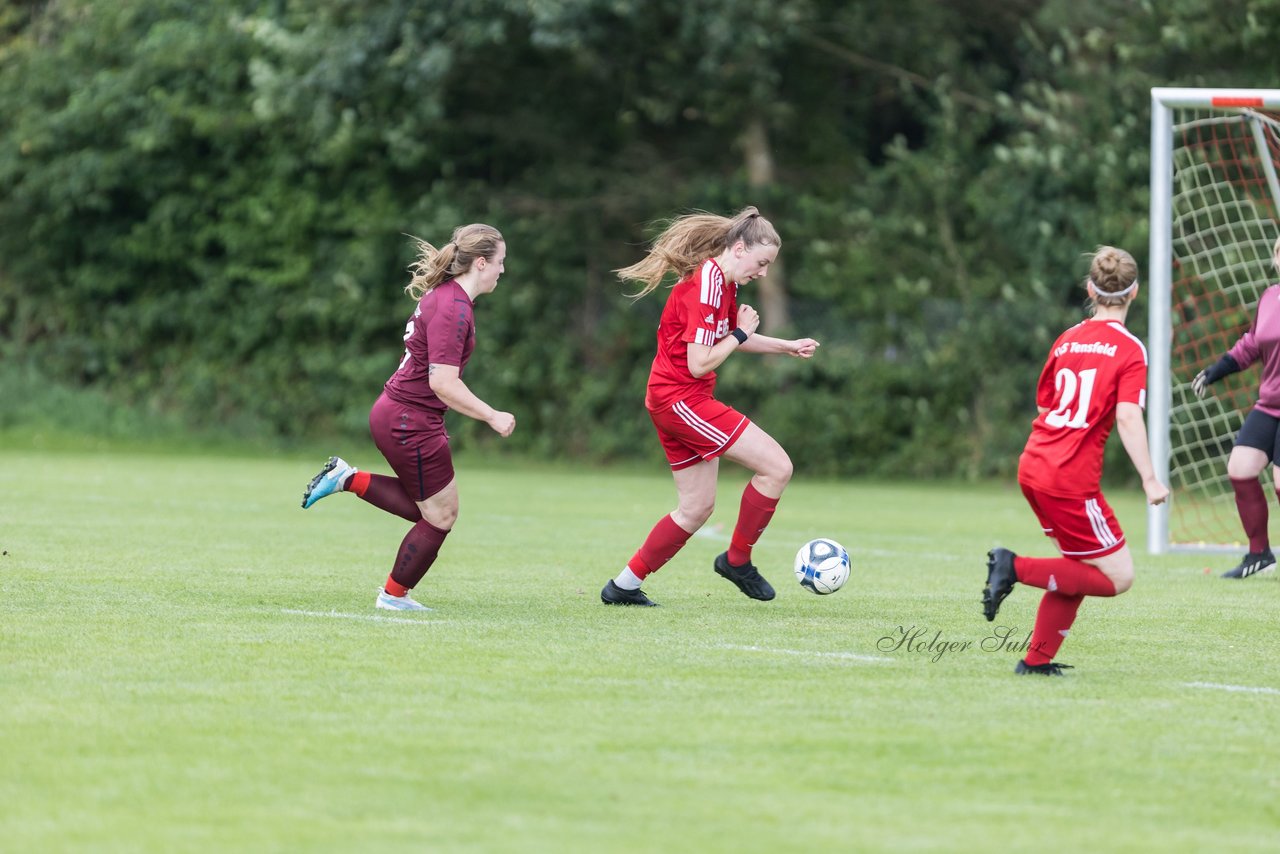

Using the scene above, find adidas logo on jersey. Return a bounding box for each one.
[705,313,715,323]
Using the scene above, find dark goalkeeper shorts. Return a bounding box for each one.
[369,392,455,501]
[1235,408,1280,463]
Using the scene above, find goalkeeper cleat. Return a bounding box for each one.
[713,552,776,601]
[301,456,355,509]
[375,589,432,611]
[1015,659,1074,676]
[1221,548,1276,579]
[982,548,1018,622]
[600,579,659,606]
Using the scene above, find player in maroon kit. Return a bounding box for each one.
[300,224,516,611]
[983,246,1170,674]
[601,207,820,606]
[1192,236,1280,579]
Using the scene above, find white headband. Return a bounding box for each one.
[1089,278,1138,299]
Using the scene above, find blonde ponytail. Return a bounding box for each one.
[616,206,780,298]
[406,225,504,299]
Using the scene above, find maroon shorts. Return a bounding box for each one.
[1019,482,1126,559]
[648,395,751,471]
[369,392,455,501]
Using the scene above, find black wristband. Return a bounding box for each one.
[731,328,749,344]
[1203,353,1241,385]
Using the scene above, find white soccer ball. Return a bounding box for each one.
[794,538,850,595]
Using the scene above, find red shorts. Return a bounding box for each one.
[369,392,455,500]
[649,395,751,471]
[1019,482,1125,558]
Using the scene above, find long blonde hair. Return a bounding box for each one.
[406,223,505,299]
[1086,246,1139,311]
[616,206,781,298]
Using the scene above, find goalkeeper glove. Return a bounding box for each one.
[1192,354,1241,398]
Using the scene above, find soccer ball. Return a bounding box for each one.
[794,538,850,595]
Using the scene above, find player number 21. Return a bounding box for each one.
[1045,367,1096,429]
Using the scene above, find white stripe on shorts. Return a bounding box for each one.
[1085,498,1118,548]
[673,400,729,445]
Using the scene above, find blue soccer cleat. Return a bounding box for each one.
[375,589,432,611]
[301,456,355,509]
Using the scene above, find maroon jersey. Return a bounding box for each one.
[1018,318,1148,499]
[645,259,738,411]
[383,280,475,411]
[1227,284,1280,417]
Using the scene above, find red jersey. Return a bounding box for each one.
[1017,318,1148,498]
[645,259,738,411]
[383,280,475,412]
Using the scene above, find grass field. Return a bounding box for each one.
[2,448,1278,852]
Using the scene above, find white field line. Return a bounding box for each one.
[716,643,893,664]
[1183,681,1280,696]
[280,608,441,626]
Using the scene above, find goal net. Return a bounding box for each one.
[1149,88,1280,553]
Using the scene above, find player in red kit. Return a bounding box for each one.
[983,246,1169,674]
[601,207,820,606]
[300,224,515,611]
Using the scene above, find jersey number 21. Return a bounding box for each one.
[1045,368,1096,429]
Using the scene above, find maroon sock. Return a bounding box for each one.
[727,482,779,566]
[388,519,450,590]
[349,471,420,522]
[1232,477,1270,553]
[1014,556,1117,597]
[1025,592,1084,666]
[627,515,694,580]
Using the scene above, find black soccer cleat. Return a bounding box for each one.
[713,552,776,601]
[600,579,659,606]
[1015,659,1074,676]
[1221,548,1276,579]
[982,547,1018,622]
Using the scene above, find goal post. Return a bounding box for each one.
[1149,87,1280,553]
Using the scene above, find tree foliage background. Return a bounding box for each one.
[4,0,1280,478]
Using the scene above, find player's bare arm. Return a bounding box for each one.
[428,363,516,436]
[1115,402,1169,505]
[738,334,820,358]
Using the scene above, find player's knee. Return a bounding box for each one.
[1226,461,1260,480]
[1106,563,1134,594]
[761,453,793,487]
[686,502,715,529]
[424,502,458,530]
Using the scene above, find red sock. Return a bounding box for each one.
[388,519,450,590]
[1025,592,1084,666]
[627,515,694,580]
[1233,477,1270,553]
[1014,556,1117,597]
[727,482,780,566]
[384,577,410,597]
[348,470,371,496]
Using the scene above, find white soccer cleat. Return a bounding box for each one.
[301,456,355,509]
[375,589,432,611]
